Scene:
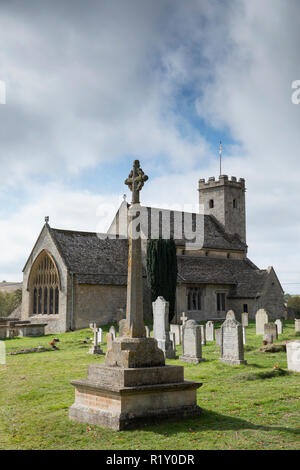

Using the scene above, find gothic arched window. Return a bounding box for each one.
[29,251,60,315]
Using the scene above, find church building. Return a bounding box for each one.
[21,174,284,333]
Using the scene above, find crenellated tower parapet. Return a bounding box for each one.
[198,175,246,243]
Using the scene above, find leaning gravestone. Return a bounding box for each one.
[241,312,248,327]
[206,321,214,341]
[295,319,300,333]
[220,318,247,365]
[263,323,278,344]
[153,296,176,359]
[180,320,204,364]
[170,324,181,345]
[226,310,236,320]
[200,325,206,345]
[145,325,150,338]
[256,309,269,335]
[215,328,221,346]
[286,340,300,372]
[275,319,283,335]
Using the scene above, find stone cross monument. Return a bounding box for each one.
[69,160,202,430]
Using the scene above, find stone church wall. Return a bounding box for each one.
[74,283,127,329]
[21,226,69,334]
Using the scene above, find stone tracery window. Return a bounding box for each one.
[29,251,60,315]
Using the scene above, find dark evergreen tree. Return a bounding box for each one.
[146,238,178,322]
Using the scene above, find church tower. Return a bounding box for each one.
[198,175,246,243]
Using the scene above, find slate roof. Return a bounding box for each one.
[50,228,129,285]
[177,256,268,298]
[112,204,247,251]
[49,226,266,297]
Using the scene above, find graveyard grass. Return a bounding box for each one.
[0,321,299,450]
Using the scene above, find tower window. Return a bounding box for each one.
[209,199,214,208]
[233,199,237,208]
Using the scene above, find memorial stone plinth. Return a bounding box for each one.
[69,160,202,430]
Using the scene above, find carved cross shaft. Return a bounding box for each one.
[125,160,148,204]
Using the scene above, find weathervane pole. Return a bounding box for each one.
[219,140,222,176]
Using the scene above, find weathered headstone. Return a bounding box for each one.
[0,340,5,364]
[242,326,246,345]
[256,309,269,335]
[153,296,176,359]
[109,325,116,340]
[89,323,104,355]
[200,325,206,345]
[206,321,214,341]
[241,312,248,327]
[180,312,188,326]
[295,319,300,333]
[263,323,277,344]
[180,320,204,364]
[17,323,47,337]
[220,318,247,365]
[275,319,283,335]
[226,310,236,320]
[286,340,300,373]
[215,328,221,346]
[145,325,150,338]
[170,324,181,345]
[118,319,127,337]
[169,331,177,356]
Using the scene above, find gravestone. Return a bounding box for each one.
[226,310,236,320]
[286,340,300,373]
[295,319,300,333]
[275,319,283,335]
[200,325,206,345]
[242,326,246,345]
[263,323,278,344]
[17,323,47,337]
[220,318,247,365]
[106,332,113,351]
[89,323,104,355]
[180,312,188,338]
[206,321,214,341]
[241,312,248,327]
[170,324,181,345]
[215,328,221,346]
[145,325,150,338]
[256,309,269,335]
[153,297,176,359]
[118,319,127,337]
[69,160,202,430]
[180,320,204,364]
[169,331,177,356]
[109,325,116,340]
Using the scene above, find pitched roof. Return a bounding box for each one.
[177,255,268,298]
[50,228,129,285]
[109,203,247,251]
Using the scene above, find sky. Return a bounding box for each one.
[0,0,299,293]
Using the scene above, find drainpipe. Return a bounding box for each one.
[70,272,74,331]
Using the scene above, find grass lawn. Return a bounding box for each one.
[0,320,299,450]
